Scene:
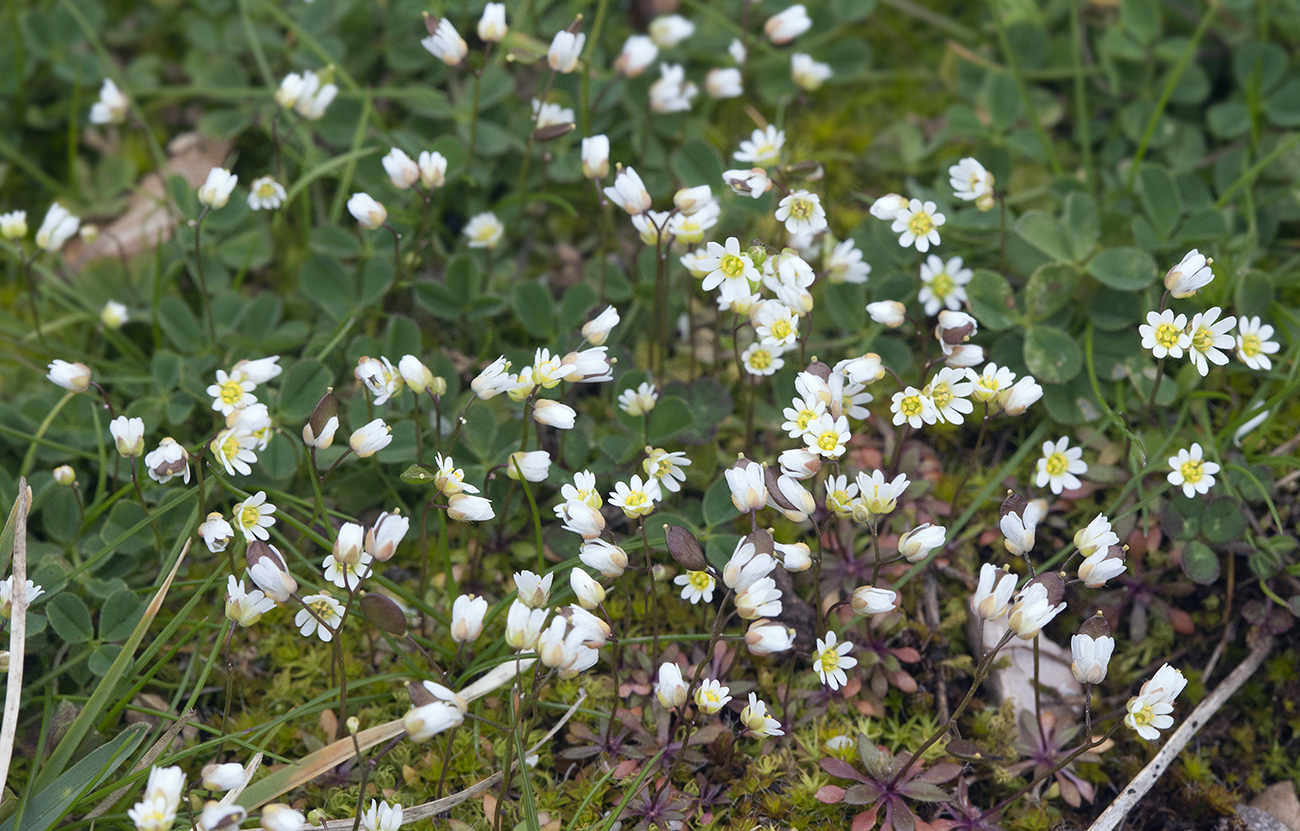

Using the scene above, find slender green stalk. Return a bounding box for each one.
[19,391,75,479]
[191,206,217,345]
[992,4,1063,177]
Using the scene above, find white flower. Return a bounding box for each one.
[1167,442,1219,498]
[1001,500,1041,556]
[35,203,80,252]
[631,210,671,245]
[471,356,515,399]
[1185,307,1236,376]
[0,210,26,240]
[890,385,939,429]
[247,177,286,211]
[1074,513,1119,558]
[347,193,388,229]
[349,418,393,457]
[417,151,447,190]
[673,569,715,604]
[225,576,275,626]
[706,68,743,99]
[699,237,760,303]
[869,193,908,221]
[776,540,812,571]
[899,524,945,563]
[825,239,870,285]
[581,306,619,345]
[556,499,604,539]
[322,546,373,591]
[725,460,768,513]
[198,168,238,210]
[478,3,507,42]
[999,375,1043,415]
[247,544,297,602]
[973,563,1016,620]
[618,381,658,415]
[1007,582,1066,639]
[948,157,994,204]
[780,447,822,481]
[53,465,76,486]
[791,53,831,91]
[967,363,1016,403]
[694,679,731,714]
[447,493,495,522]
[1071,634,1114,685]
[926,367,975,425]
[548,30,585,73]
[0,577,44,618]
[655,662,689,708]
[532,99,575,129]
[294,592,345,642]
[813,631,856,690]
[581,135,610,180]
[276,71,337,120]
[145,437,190,485]
[754,301,800,349]
[765,4,811,43]
[404,701,463,741]
[507,450,551,482]
[504,599,547,650]
[1164,249,1214,298]
[1125,664,1186,740]
[423,18,468,65]
[1139,309,1190,359]
[232,491,276,542]
[450,594,488,643]
[891,199,945,252]
[740,693,783,737]
[382,148,420,190]
[580,540,627,578]
[47,359,91,392]
[729,38,747,64]
[261,804,306,831]
[741,342,784,376]
[643,447,690,493]
[614,35,657,77]
[1236,316,1280,370]
[850,585,897,615]
[649,14,694,47]
[609,475,660,518]
[207,369,257,416]
[734,126,784,166]
[604,166,653,215]
[722,167,771,199]
[768,475,816,522]
[513,570,553,609]
[201,763,246,793]
[775,190,827,236]
[803,413,850,459]
[109,415,145,457]
[1036,436,1087,494]
[649,63,696,113]
[1078,548,1126,588]
[303,416,338,450]
[746,619,795,655]
[463,210,504,248]
[397,355,435,394]
[781,393,826,439]
[356,355,403,405]
[360,800,402,831]
[570,568,606,610]
[90,78,129,125]
[127,765,185,831]
[200,512,235,554]
[723,541,776,595]
[918,255,971,315]
[366,510,409,561]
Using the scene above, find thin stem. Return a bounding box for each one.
[639,517,659,667]
[466,44,491,177]
[429,390,443,455]
[128,456,166,554]
[984,723,1121,818]
[20,251,46,346]
[319,447,355,482]
[1147,357,1165,412]
[191,206,217,345]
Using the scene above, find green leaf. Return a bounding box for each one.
[46,593,94,644]
[669,138,723,187]
[1121,0,1159,43]
[279,360,333,422]
[966,269,1017,331]
[98,588,144,641]
[1086,247,1157,291]
[647,397,693,444]
[157,296,201,353]
[985,72,1021,132]
[399,464,438,486]
[89,643,125,676]
[1023,263,1078,321]
[557,283,599,335]
[1234,270,1273,318]
[151,350,182,391]
[1181,540,1219,584]
[1023,325,1083,384]
[1233,41,1287,95]
[1136,165,1182,239]
[1014,211,1072,263]
[513,281,555,339]
[1264,79,1300,127]
[702,476,740,528]
[302,254,354,322]
[1064,192,1099,261]
[1201,497,1246,544]
[1207,101,1251,139]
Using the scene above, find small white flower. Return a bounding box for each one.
[741,342,784,376]
[614,35,658,77]
[35,203,80,252]
[360,800,402,831]
[232,491,276,542]
[322,547,373,591]
[733,126,784,166]
[548,30,585,73]
[294,592,344,642]
[349,418,393,457]
[764,4,811,44]
[1164,249,1214,299]
[1125,664,1185,740]
[890,385,939,429]
[746,619,795,655]
[643,447,691,493]
[869,193,908,221]
[200,512,235,554]
[247,176,286,211]
[48,359,92,393]
[198,168,238,210]
[948,157,994,204]
[891,199,945,253]
[1073,513,1119,558]
[507,450,551,482]
[649,14,694,47]
[207,369,257,416]
[790,53,831,91]
[355,355,403,405]
[1036,436,1087,494]
[655,662,689,708]
[581,305,619,345]
[973,563,1016,620]
[1007,582,1066,639]
[581,135,610,179]
[0,210,27,240]
[673,569,715,604]
[722,167,771,199]
[803,413,850,459]
[604,166,653,215]
[694,679,731,714]
[898,524,945,563]
[90,78,129,125]
[201,763,246,793]
[1167,442,1219,498]
[706,67,743,99]
[1235,316,1280,371]
[418,151,447,190]
[609,475,660,518]
[813,631,856,690]
[464,211,504,248]
[0,577,45,618]
[729,38,747,64]
[999,375,1043,415]
[366,510,409,561]
[382,148,420,190]
[699,236,760,303]
[423,18,468,65]
[580,539,626,578]
[740,693,783,737]
[450,594,488,643]
[1077,548,1126,588]
[825,239,870,285]
[725,460,768,514]
[649,63,697,113]
[925,367,975,425]
[447,493,495,522]
[532,98,575,129]
[260,804,306,831]
[1071,633,1114,685]
[1186,307,1236,376]
[145,437,190,485]
[224,576,275,626]
[477,3,507,42]
[1139,309,1190,359]
[109,415,145,458]
[618,381,658,415]
[967,362,1016,403]
[347,193,388,229]
[775,190,827,236]
[1001,500,1041,556]
[918,255,971,315]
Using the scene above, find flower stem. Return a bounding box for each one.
[191,206,217,346]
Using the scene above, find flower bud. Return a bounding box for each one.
[53,465,76,486]
[655,662,689,709]
[851,585,897,615]
[201,762,245,792]
[569,568,606,610]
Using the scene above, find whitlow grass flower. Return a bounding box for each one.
[1186,307,1237,376]
[356,355,402,405]
[145,437,190,485]
[813,631,856,690]
[699,237,760,303]
[765,4,811,43]
[0,577,44,618]
[35,203,80,252]
[1078,547,1126,588]
[891,199,944,252]
[605,166,652,215]
[825,474,858,518]
[918,255,971,315]
[1164,249,1213,298]
[360,801,402,831]
[347,193,387,229]
[419,151,447,189]
[1008,582,1066,639]
[295,592,344,642]
[350,419,393,457]
[967,363,1016,403]
[734,126,784,166]
[890,385,939,429]
[548,30,584,73]
[655,663,689,709]
[899,524,945,563]
[478,3,507,42]
[741,693,783,737]
[782,393,826,439]
[1125,664,1186,740]
[791,53,831,91]
[464,211,503,248]
[1,210,26,240]
[447,493,494,522]
[741,342,784,376]
[1074,513,1119,557]
[722,167,771,199]
[507,450,550,482]
[644,447,690,493]
[775,190,827,236]
[1071,633,1114,685]
[674,570,715,604]
[198,168,238,209]
[803,413,850,459]
[973,563,1016,620]
[109,416,145,458]
[754,301,800,350]
[48,359,91,392]
[232,491,275,542]
[1001,501,1040,557]
[707,67,743,98]
[247,177,286,211]
[609,475,660,518]
[948,157,994,206]
[127,766,184,831]
[1167,442,1219,498]
[1139,309,1190,359]
[825,239,870,284]
[1235,316,1280,370]
[1036,436,1087,494]
[925,367,975,425]
[856,470,909,515]
[225,576,275,627]
[422,18,467,65]
[382,148,420,189]
[322,548,373,591]
[90,78,129,124]
[694,679,731,714]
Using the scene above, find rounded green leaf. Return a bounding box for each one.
[966,269,1017,331]
[1180,540,1219,585]
[1202,497,1246,544]
[1023,325,1083,384]
[1023,263,1078,321]
[1086,247,1158,291]
[98,588,144,642]
[278,360,333,422]
[47,593,94,645]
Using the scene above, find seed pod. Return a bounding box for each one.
[1026,571,1066,606]
[764,468,796,511]
[665,525,708,572]
[1000,490,1028,521]
[422,11,440,36]
[805,360,832,382]
[534,122,576,142]
[307,389,338,440]
[744,528,775,557]
[1077,612,1111,641]
[361,593,407,636]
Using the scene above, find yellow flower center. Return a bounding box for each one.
[928,271,954,298]
[720,254,747,278]
[310,599,335,621]
[256,182,278,198]
[1180,459,1203,484]
[701,689,720,703]
[748,349,772,370]
[1130,702,1156,728]
[900,395,922,417]
[1191,326,1213,353]
[623,491,647,508]
[930,383,953,409]
[1154,322,1182,349]
[788,199,812,219]
[770,319,793,340]
[219,380,244,406]
[239,504,262,529]
[908,211,935,236]
[219,434,242,459]
[1240,333,1262,358]
[688,571,712,590]
[796,409,816,429]
[656,457,674,477]
[755,142,776,158]
[817,431,839,452]
[1045,453,1068,476]
[818,648,840,672]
